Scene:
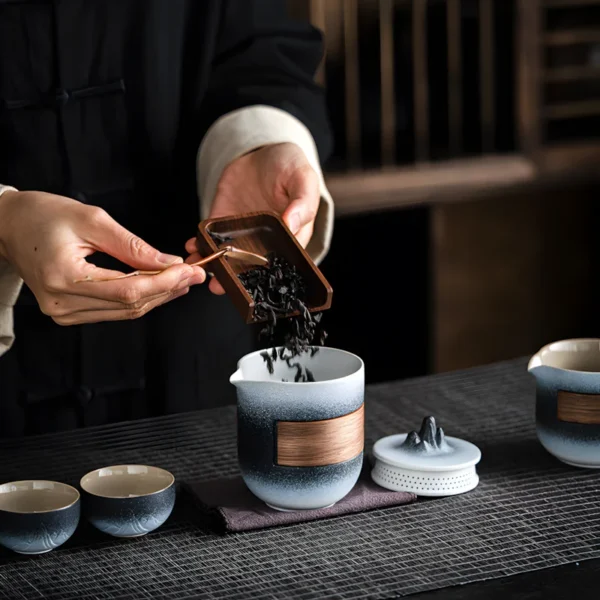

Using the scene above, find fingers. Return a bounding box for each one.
[186,251,226,296]
[184,252,202,266]
[185,238,197,255]
[53,287,191,325]
[67,262,205,304]
[209,277,226,296]
[294,221,315,249]
[41,286,184,317]
[281,165,320,235]
[36,259,205,325]
[83,207,183,270]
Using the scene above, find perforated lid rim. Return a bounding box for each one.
[371,462,480,497]
[372,433,482,472]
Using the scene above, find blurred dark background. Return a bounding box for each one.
[288,0,600,384]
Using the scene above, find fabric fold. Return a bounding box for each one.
[0,185,24,357]
[184,467,417,534]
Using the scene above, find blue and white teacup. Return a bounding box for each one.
[0,480,80,554]
[80,465,175,537]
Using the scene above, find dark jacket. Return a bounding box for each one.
[0,0,332,436]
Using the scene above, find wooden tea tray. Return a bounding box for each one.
[196,211,333,324]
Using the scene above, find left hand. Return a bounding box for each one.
[184,142,320,295]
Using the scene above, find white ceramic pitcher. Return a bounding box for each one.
[528,338,600,468]
[230,346,365,511]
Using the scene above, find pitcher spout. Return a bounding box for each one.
[229,361,267,388]
[527,352,543,373]
[230,369,244,386]
[528,348,556,379]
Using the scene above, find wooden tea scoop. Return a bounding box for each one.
[74,246,269,283]
[196,211,333,324]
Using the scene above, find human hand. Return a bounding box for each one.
[0,191,206,325]
[185,142,320,295]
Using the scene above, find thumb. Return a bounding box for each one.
[281,165,320,236]
[85,209,183,269]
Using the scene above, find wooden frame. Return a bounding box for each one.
[325,143,600,216]
[303,0,600,216]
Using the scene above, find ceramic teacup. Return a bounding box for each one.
[230,346,365,511]
[529,338,600,468]
[0,480,80,554]
[80,465,175,537]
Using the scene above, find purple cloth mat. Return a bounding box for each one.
[184,468,417,533]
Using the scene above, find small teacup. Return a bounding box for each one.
[80,465,175,538]
[0,480,80,554]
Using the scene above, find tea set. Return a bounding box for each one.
[2,337,600,555]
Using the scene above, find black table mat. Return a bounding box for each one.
[1,357,599,599]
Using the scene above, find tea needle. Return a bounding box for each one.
[74,246,269,283]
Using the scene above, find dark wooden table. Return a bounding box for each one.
[1,357,599,599]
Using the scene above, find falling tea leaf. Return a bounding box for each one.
[237,252,326,382]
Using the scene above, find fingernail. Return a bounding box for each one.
[158,253,183,265]
[288,212,301,234]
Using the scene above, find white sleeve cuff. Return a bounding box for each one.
[196,105,334,265]
[0,184,23,356]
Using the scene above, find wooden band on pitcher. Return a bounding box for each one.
[557,390,600,425]
[276,404,365,467]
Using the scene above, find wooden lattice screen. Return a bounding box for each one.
[290,0,600,215]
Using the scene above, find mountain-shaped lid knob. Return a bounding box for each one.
[400,416,450,454]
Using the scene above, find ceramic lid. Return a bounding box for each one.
[372,416,481,473]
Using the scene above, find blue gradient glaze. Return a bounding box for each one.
[242,454,363,511]
[533,365,600,468]
[233,347,365,511]
[0,500,80,555]
[83,486,175,538]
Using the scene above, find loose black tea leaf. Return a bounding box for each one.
[292,362,303,382]
[208,231,233,244]
[238,252,327,382]
[261,351,274,375]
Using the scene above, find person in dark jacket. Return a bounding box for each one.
[0,0,334,437]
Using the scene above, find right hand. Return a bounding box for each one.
[0,190,206,325]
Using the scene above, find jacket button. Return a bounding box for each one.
[77,387,93,406]
[55,88,70,107]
